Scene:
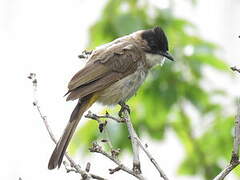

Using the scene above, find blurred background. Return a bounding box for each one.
[0,0,240,179]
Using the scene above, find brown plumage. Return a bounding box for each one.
[48,95,95,169]
[48,27,173,169]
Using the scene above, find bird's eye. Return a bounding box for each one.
[149,40,157,49]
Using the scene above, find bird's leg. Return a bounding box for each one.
[118,101,131,118]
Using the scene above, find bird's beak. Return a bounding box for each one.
[158,51,174,61]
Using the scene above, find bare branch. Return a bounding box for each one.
[86,111,145,179]
[213,99,240,180]
[136,138,169,180]
[122,109,169,180]
[213,161,240,180]
[29,73,169,180]
[109,165,123,174]
[231,66,240,74]
[121,109,141,174]
[85,111,115,150]
[232,99,240,161]
[85,111,125,123]
[89,142,145,180]
[28,73,106,180]
[86,107,169,180]
[63,161,78,173]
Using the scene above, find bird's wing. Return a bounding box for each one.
[66,41,146,101]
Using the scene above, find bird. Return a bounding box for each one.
[48,26,174,170]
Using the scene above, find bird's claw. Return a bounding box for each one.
[118,101,130,118]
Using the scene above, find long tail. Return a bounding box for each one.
[48,94,97,169]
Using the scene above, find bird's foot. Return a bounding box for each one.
[118,101,130,118]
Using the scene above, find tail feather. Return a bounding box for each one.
[48,94,96,169]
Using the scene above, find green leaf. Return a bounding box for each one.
[113,13,143,36]
[81,0,233,179]
[69,120,99,155]
[178,156,199,175]
[189,54,228,71]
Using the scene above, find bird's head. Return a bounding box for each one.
[141,26,174,61]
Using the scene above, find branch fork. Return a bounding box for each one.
[86,105,169,180]
[29,71,240,180]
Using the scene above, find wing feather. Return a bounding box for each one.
[68,63,109,90]
[67,72,121,101]
[66,41,146,101]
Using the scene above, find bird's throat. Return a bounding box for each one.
[145,53,165,68]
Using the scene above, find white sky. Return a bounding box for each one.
[0,0,240,179]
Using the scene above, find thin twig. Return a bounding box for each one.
[213,161,240,180]
[136,138,169,180]
[89,142,145,180]
[213,99,240,180]
[86,108,169,179]
[28,73,106,180]
[86,111,146,179]
[85,111,114,149]
[109,165,123,174]
[122,109,169,180]
[63,161,78,173]
[231,66,240,74]
[86,109,142,174]
[85,111,125,123]
[232,99,240,161]
[122,109,141,174]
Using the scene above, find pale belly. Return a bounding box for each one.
[97,69,148,105]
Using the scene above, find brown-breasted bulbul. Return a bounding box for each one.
[48,26,174,169]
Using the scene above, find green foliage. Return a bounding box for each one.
[71,0,236,179]
[70,120,99,154]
